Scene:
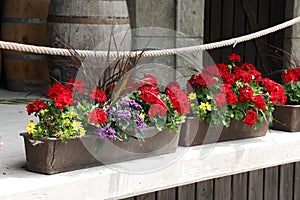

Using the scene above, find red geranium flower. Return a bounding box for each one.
[68,78,85,94]
[26,98,47,115]
[215,93,227,107]
[138,74,158,88]
[148,104,167,118]
[88,88,107,103]
[239,86,254,102]
[228,53,241,62]
[54,90,73,109]
[217,63,230,73]
[282,69,300,83]
[243,109,258,127]
[253,95,266,110]
[139,86,161,105]
[88,108,108,125]
[46,82,67,100]
[166,83,190,115]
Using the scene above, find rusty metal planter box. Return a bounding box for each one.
[20,127,180,174]
[271,105,300,132]
[179,117,268,147]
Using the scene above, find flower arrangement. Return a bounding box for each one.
[187,53,287,128]
[26,73,190,143]
[122,74,190,133]
[26,79,88,142]
[281,68,300,104]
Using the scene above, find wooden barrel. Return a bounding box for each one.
[46,0,131,83]
[1,0,51,92]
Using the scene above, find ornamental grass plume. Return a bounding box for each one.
[187,53,287,128]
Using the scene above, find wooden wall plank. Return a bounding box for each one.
[156,188,176,200]
[177,183,196,200]
[214,176,231,200]
[136,192,156,200]
[257,0,270,71]
[233,0,246,62]
[264,166,279,200]
[268,0,285,70]
[196,179,213,200]
[242,0,258,65]
[232,172,247,200]
[294,162,300,200]
[248,169,263,200]
[208,0,222,63]
[279,163,294,200]
[221,0,234,62]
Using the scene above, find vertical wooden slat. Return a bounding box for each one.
[232,172,247,200]
[203,0,212,67]
[279,163,294,200]
[243,0,258,65]
[233,0,246,61]
[257,0,270,72]
[136,192,156,200]
[156,188,176,200]
[214,176,231,200]
[177,183,196,200]
[204,0,211,44]
[221,0,234,62]
[264,166,279,200]
[268,0,285,70]
[294,162,300,200]
[196,179,213,200]
[208,0,222,63]
[248,169,264,200]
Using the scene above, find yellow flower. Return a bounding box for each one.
[41,109,48,116]
[68,112,74,119]
[79,128,86,136]
[188,93,197,100]
[29,117,34,123]
[61,113,66,118]
[140,113,146,119]
[191,103,195,107]
[205,102,212,111]
[72,120,81,131]
[26,123,35,134]
[199,102,207,111]
[213,106,218,111]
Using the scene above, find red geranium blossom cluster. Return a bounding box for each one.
[136,74,190,119]
[165,82,190,116]
[282,68,300,83]
[26,98,47,115]
[87,108,108,125]
[46,82,74,110]
[187,53,287,127]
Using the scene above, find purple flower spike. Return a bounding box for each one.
[116,110,132,120]
[95,125,116,141]
[135,113,147,130]
[121,98,142,110]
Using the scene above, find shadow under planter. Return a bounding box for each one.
[179,117,268,147]
[20,126,180,175]
[271,105,300,132]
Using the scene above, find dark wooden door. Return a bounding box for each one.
[204,0,293,75]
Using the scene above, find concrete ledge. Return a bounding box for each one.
[1,123,300,199]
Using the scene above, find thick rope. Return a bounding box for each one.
[0,16,300,58]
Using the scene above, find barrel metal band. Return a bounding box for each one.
[1,17,46,24]
[47,15,130,25]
